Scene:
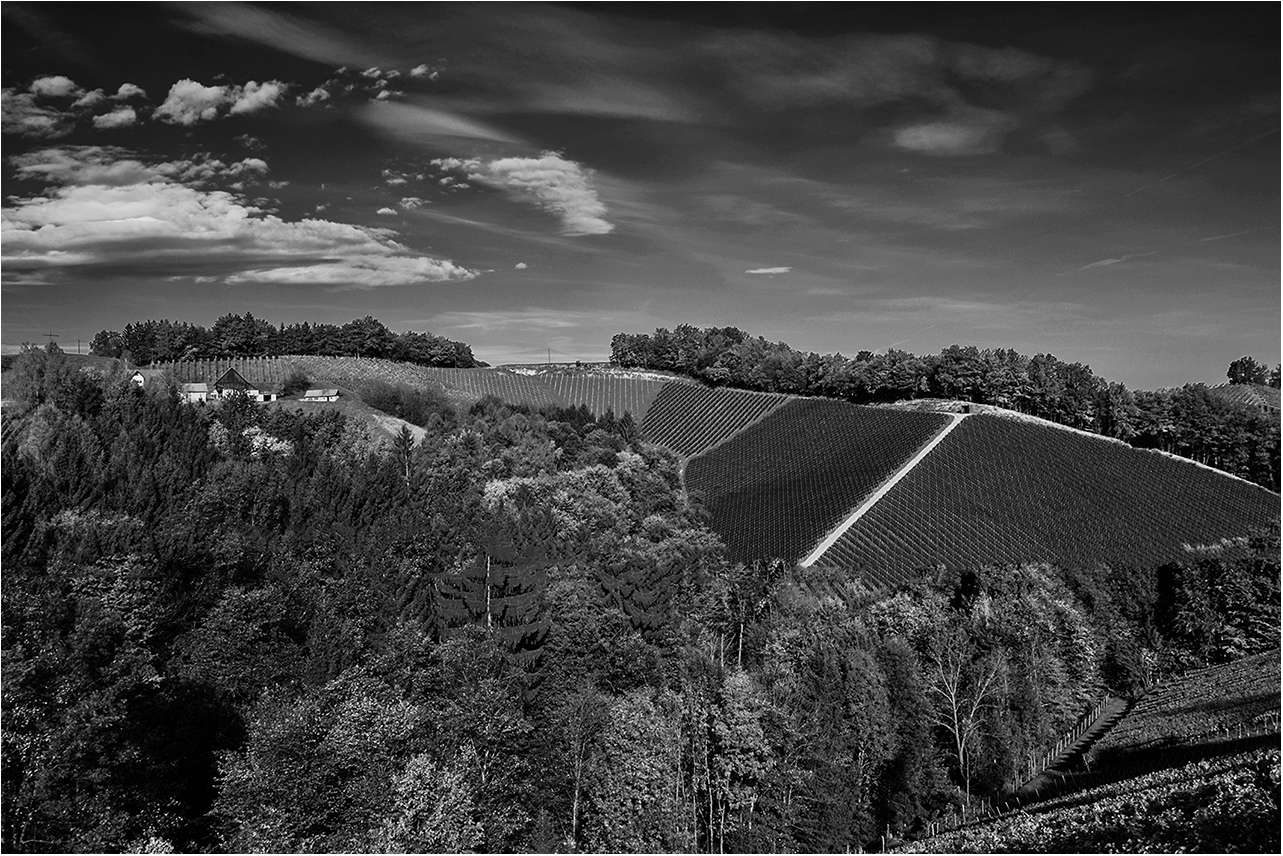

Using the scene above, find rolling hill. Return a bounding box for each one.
[134,358,1279,583]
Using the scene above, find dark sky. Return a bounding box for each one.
[2,2,1278,386]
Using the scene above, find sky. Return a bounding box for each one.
[2,2,1278,388]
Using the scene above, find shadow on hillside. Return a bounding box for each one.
[1020,733,1278,817]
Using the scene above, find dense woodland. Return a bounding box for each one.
[613,326,1281,489]
[2,343,1278,853]
[88,314,479,368]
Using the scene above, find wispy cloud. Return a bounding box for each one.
[1059,251,1158,275]
[745,266,791,275]
[433,152,613,236]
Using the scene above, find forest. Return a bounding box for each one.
[87,313,479,368]
[2,342,1278,853]
[613,326,1281,489]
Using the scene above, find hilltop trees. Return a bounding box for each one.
[90,313,479,367]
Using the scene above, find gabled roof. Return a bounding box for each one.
[303,388,340,397]
[180,382,209,392]
[213,368,253,389]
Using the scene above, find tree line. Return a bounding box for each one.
[2,343,1278,853]
[89,313,479,367]
[612,326,1281,489]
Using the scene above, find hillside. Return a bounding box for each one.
[683,400,950,564]
[900,653,1281,853]
[811,412,1279,586]
[133,357,1278,584]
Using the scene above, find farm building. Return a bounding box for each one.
[301,388,340,402]
[130,369,166,388]
[212,368,278,402]
[180,382,210,403]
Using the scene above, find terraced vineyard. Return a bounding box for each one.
[641,384,793,458]
[817,414,1281,587]
[150,356,299,385]
[684,400,950,564]
[1090,651,1281,763]
[533,370,674,420]
[411,366,567,410]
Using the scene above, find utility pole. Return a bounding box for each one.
[42,329,58,348]
[547,347,550,365]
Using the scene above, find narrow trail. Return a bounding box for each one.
[1004,695,1131,808]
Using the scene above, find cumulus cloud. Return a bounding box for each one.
[296,86,329,107]
[2,146,475,288]
[92,106,138,129]
[376,207,398,215]
[113,83,147,100]
[745,266,792,275]
[432,152,613,236]
[398,197,426,210]
[29,75,82,99]
[229,80,289,115]
[154,78,288,125]
[514,262,528,269]
[73,89,108,108]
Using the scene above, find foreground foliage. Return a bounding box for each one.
[2,344,1278,853]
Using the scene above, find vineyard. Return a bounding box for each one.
[640,384,793,458]
[899,747,1280,853]
[814,414,1281,587]
[683,400,950,564]
[1090,651,1281,763]
[533,369,675,420]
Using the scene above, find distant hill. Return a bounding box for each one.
[137,356,1278,583]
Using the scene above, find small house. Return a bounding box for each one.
[180,382,210,403]
[130,369,166,388]
[302,388,340,402]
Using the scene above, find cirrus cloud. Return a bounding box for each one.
[432,151,613,236]
[745,266,792,275]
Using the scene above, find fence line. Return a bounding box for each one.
[911,708,1281,845]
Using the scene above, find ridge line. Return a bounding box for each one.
[800,412,968,567]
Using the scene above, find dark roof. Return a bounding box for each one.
[213,368,253,390]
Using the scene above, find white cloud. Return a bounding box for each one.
[154,78,287,125]
[745,266,792,274]
[226,255,476,288]
[92,106,138,129]
[398,197,426,210]
[892,112,1016,156]
[2,146,475,287]
[376,207,398,215]
[29,75,82,99]
[409,64,439,79]
[229,80,288,115]
[1,89,74,138]
[73,89,107,108]
[113,83,147,100]
[297,86,330,107]
[514,262,528,269]
[432,152,613,236]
